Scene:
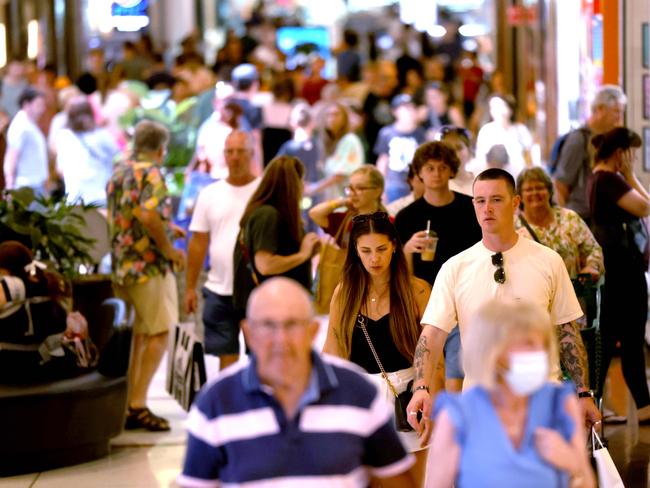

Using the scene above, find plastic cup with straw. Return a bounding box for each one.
[421,220,438,262]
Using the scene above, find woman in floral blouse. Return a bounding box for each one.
[515,167,603,281]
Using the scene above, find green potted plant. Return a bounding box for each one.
[0,188,98,278]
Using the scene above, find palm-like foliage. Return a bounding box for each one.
[0,188,98,278]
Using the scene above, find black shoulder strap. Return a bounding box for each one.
[519,214,541,243]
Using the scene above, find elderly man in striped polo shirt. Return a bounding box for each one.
[179,277,416,487]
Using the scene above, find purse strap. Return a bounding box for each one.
[519,214,541,243]
[238,229,260,287]
[356,314,399,398]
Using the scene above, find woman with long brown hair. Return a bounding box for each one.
[232,155,320,316]
[324,212,430,486]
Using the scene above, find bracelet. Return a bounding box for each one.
[414,385,429,393]
[577,390,595,399]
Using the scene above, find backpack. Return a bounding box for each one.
[547,127,590,175]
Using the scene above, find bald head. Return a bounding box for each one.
[224,129,254,180]
[247,277,314,320]
[225,129,254,151]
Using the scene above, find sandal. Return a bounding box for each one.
[124,407,171,432]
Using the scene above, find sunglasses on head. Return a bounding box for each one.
[352,211,389,225]
[491,252,506,284]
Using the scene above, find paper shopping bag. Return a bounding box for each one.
[592,428,625,488]
[166,320,207,411]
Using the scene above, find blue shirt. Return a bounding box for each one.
[434,382,576,488]
[180,351,413,487]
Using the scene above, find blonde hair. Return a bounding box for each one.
[351,164,385,192]
[462,299,558,390]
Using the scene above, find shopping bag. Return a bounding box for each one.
[313,213,351,314]
[313,241,347,314]
[166,320,207,411]
[592,427,625,488]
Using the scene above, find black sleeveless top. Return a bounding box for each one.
[349,313,412,374]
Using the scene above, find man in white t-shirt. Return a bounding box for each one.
[4,88,48,191]
[406,168,601,443]
[184,130,260,370]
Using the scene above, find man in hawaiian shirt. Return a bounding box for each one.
[107,120,185,431]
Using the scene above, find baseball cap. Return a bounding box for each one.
[232,63,259,83]
[391,93,415,109]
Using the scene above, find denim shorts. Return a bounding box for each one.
[202,288,241,355]
[443,325,464,379]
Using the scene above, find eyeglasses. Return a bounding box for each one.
[491,252,506,284]
[352,211,389,225]
[248,319,312,335]
[345,185,379,195]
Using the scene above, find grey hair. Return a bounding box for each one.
[591,84,627,111]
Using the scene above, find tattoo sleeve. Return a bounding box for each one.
[414,335,431,383]
[556,321,589,390]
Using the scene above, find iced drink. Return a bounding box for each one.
[421,231,438,261]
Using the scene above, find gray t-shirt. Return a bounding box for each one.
[553,127,592,219]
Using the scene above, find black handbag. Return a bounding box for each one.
[357,314,414,432]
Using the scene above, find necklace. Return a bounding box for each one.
[368,284,390,303]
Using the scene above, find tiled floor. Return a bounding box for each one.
[1,322,649,487]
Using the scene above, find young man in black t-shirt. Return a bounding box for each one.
[394,141,481,391]
[395,141,481,283]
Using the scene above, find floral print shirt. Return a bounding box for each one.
[107,160,173,286]
[516,206,604,279]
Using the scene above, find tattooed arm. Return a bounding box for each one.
[557,321,601,425]
[557,321,589,389]
[408,325,448,444]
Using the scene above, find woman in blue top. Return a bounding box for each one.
[427,299,594,488]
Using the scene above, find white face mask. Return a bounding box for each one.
[503,350,549,396]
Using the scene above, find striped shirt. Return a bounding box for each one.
[179,351,414,487]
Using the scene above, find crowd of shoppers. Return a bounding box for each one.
[0,8,648,488]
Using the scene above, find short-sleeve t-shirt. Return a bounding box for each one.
[189,178,260,296]
[233,205,311,311]
[395,194,481,285]
[422,237,583,384]
[589,170,647,269]
[554,128,592,219]
[373,125,427,173]
[107,160,173,286]
[434,382,575,488]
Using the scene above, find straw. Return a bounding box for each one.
[426,220,430,234]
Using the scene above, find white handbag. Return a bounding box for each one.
[592,428,625,488]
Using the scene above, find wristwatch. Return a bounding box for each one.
[414,385,430,393]
[578,389,595,399]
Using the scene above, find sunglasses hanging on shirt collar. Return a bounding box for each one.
[491,252,506,284]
